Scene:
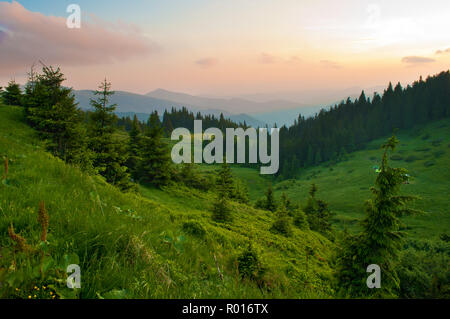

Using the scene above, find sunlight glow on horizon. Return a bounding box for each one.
[1,0,449,98]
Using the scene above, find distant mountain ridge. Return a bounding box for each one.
[73,90,267,128]
[146,88,305,114]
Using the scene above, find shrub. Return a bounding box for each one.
[270,207,292,237]
[390,154,403,161]
[293,210,309,230]
[431,139,443,147]
[212,195,232,223]
[424,161,435,167]
[433,150,444,158]
[237,244,264,280]
[182,221,206,239]
[405,155,418,163]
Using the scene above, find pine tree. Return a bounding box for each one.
[137,111,172,187]
[293,209,309,230]
[2,80,22,106]
[126,114,143,180]
[270,204,292,236]
[216,161,234,198]
[280,192,297,215]
[303,183,333,235]
[336,134,422,297]
[237,243,262,280]
[233,180,249,204]
[89,79,117,135]
[212,192,232,223]
[264,185,277,212]
[89,79,133,191]
[22,66,91,168]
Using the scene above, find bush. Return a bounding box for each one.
[293,210,309,230]
[270,207,292,237]
[237,244,264,280]
[431,139,443,147]
[398,242,450,298]
[182,221,206,239]
[405,155,418,163]
[390,154,403,161]
[212,196,232,223]
[424,161,435,167]
[433,150,445,158]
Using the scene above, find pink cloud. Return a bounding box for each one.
[0,1,158,75]
[401,56,435,64]
[435,48,450,55]
[259,53,278,64]
[195,57,219,68]
[320,60,341,69]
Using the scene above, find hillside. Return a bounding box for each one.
[0,104,333,299]
[220,119,450,241]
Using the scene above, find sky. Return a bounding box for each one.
[0,0,449,101]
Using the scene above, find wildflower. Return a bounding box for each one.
[8,224,30,252]
[28,295,31,299]
[15,288,19,291]
[37,201,49,242]
[50,291,53,295]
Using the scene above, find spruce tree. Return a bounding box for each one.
[303,183,333,235]
[233,180,249,204]
[216,161,234,198]
[212,192,232,223]
[126,114,143,180]
[22,66,91,168]
[137,111,172,187]
[336,134,422,297]
[237,243,262,280]
[293,209,309,230]
[264,185,277,212]
[89,79,133,191]
[270,204,293,236]
[2,80,22,106]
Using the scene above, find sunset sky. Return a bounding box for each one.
[0,0,449,100]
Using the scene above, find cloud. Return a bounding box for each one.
[195,57,219,68]
[320,60,341,69]
[401,56,435,64]
[259,53,278,64]
[435,48,450,55]
[287,56,302,64]
[0,1,157,75]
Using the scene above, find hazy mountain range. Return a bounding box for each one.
[74,85,385,128]
[74,90,266,127]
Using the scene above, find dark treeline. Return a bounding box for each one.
[117,107,248,136]
[278,71,450,179]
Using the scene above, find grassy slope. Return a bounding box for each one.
[229,119,450,241]
[0,105,333,299]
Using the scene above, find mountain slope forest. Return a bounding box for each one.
[0,67,448,299]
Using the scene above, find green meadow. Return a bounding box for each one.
[203,118,450,241]
[0,105,333,299]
